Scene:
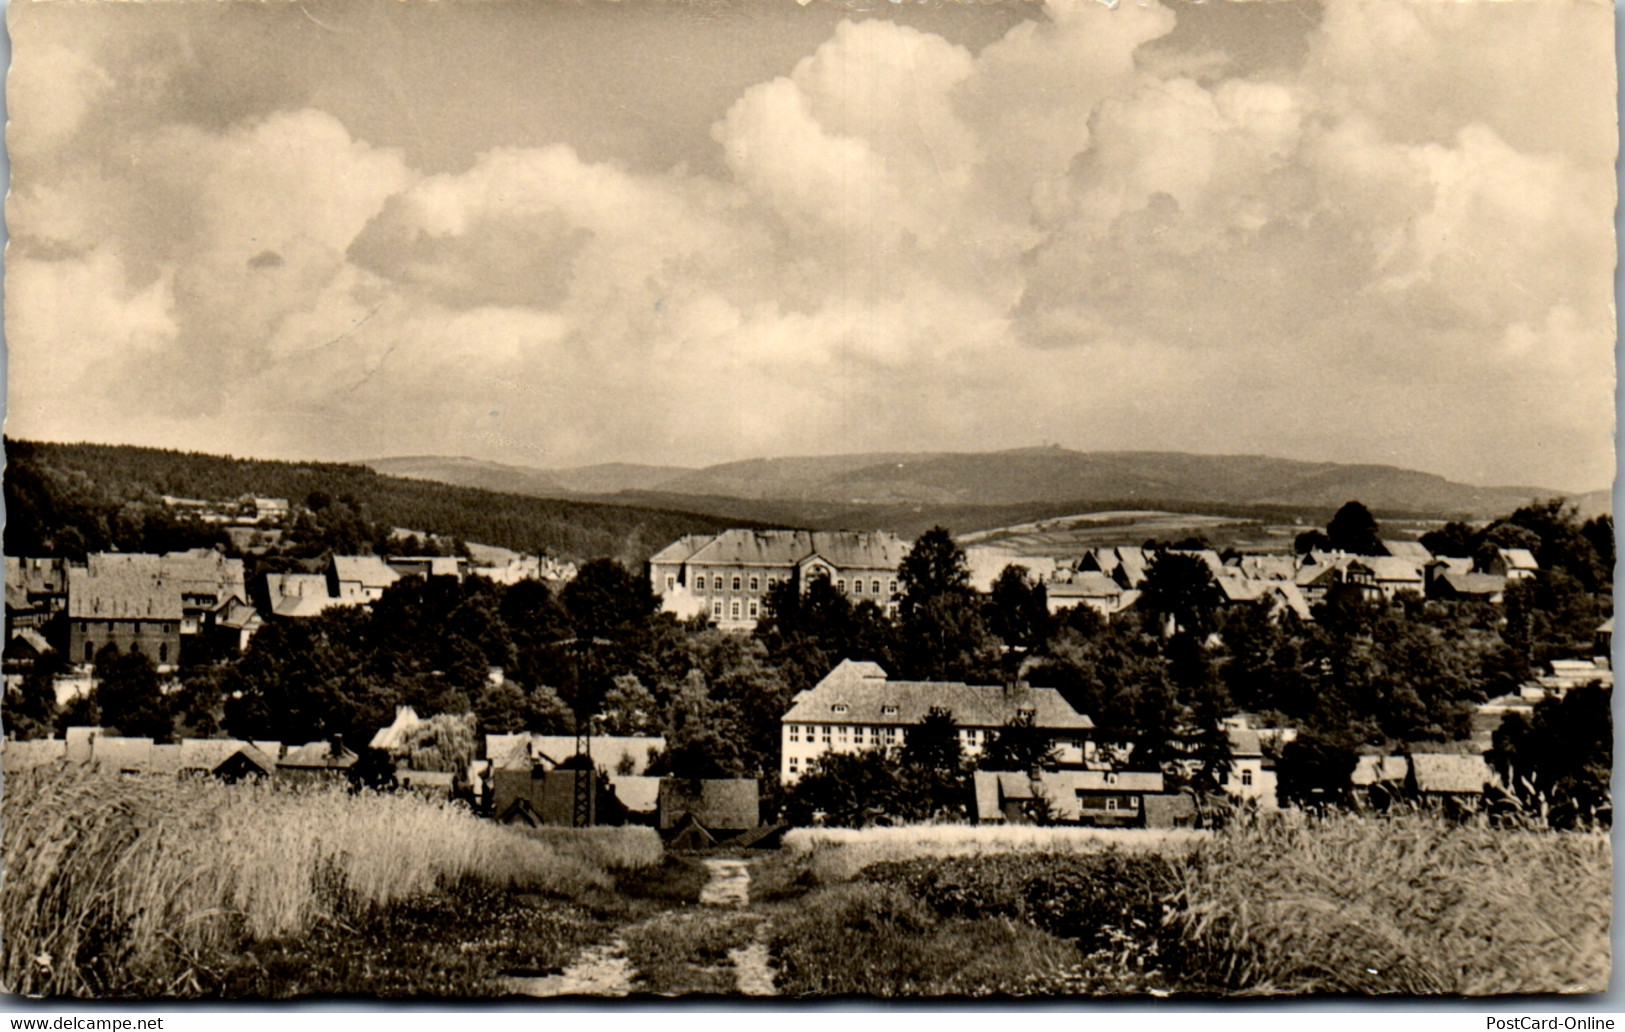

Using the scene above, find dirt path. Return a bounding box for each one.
[507,855,778,998]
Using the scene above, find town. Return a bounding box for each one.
[3,485,1612,840]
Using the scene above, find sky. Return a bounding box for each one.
[4,0,1617,492]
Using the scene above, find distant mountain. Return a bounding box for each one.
[367,448,1607,521]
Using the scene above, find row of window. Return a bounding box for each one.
[677,574,899,596]
[79,620,174,635]
[712,599,760,620]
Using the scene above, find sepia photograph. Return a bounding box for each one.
[0,0,1615,1002]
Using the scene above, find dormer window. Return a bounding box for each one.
[881,705,898,716]
[832,704,848,714]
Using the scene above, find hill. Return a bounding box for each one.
[367,447,1605,522]
[4,440,766,564]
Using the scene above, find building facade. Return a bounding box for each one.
[649,530,909,631]
[779,659,1095,783]
[66,555,183,669]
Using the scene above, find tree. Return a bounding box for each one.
[1420,521,1478,558]
[987,565,1050,653]
[899,706,969,819]
[1489,681,1612,828]
[94,645,172,741]
[1326,501,1384,555]
[785,749,906,828]
[896,527,971,625]
[473,678,530,734]
[1294,529,1333,555]
[1274,732,1358,811]
[1138,551,1221,636]
[977,710,1059,776]
[4,655,60,740]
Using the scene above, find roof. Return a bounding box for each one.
[1352,755,1409,786]
[1438,571,1506,597]
[10,627,55,657]
[265,573,340,618]
[648,535,713,566]
[528,735,666,774]
[371,706,425,752]
[973,769,1165,822]
[160,550,247,604]
[1142,792,1198,825]
[330,555,401,590]
[89,736,156,773]
[1230,555,1297,581]
[1227,729,1263,757]
[1353,557,1424,583]
[1498,548,1539,571]
[1047,572,1124,599]
[680,529,909,572]
[279,741,359,769]
[657,778,760,830]
[783,662,1093,731]
[68,556,184,621]
[1410,753,1491,794]
[216,597,264,631]
[1381,540,1434,563]
[608,774,662,813]
[178,738,281,772]
[6,557,69,598]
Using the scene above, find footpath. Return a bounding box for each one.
[507,857,778,998]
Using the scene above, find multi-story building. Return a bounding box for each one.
[159,549,248,636]
[648,529,909,631]
[779,659,1095,783]
[67,554,183,669]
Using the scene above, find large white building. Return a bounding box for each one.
[648,529,909,631]
[779,659,1096,783]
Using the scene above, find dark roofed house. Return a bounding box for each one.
[278,740,359,780]
[67,555,184,669]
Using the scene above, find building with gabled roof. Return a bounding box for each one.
[649,529,910,630]
[160,549,247,635]
[328,555,400,603]
[1490,548,1540,581]
[971,769,1188,827]
[780,659,1093,783]
[67,555,183,669]
[1045,571,1138,616]
[263,572,344,619]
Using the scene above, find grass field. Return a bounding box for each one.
[1,768,662,997]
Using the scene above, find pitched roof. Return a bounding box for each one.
[528,735,666,774]
[330,555,401,590]
[68,556,183,620]
[1227,729,1263,757]
[89,736,156,773]
[648,535,714,566]
[657,778,759,830]
[1230,555,1298,581]
[265,573,340,618]
[1047,572,1124,599]
[160,550,247,603]
[974,769,1165,823]
[279,741,359,769]
[783,662,1093,731]
[1409,753,1491,794]
[1498,548,1539,571]
[681,529,909,571]
[1438,571,1506,597]
[1349,557,1423,583]
[7,557,69,598]
[1381,540,1434,563]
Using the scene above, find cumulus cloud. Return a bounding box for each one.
[4,0,1614,490]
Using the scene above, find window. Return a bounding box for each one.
[1105,798,1119,812]
[888,579,897,594]
[80,621,88,633]
[85,642,94,662]
[882,705,898,716]
[788,759,799,772]
[853,580,863,594]
[162,623,171,634]
[748,601,759,618]
[1241,769,1254,787]
[1124,795,1139,810]
[696,575,706,591]
[666,575,676,591]
[730,600,741,619]
[712,600,723,617]
[750,576,760,592]
[732,576,742,591]
[158,644,168,663]
[767,576,778,589]
[836,579,846,592]
[872,580,881,595]
[832,704,848,714]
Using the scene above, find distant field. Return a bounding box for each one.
[958,510,1302,556]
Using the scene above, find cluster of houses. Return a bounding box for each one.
[964,540,1542,622]
[4,546,575,676]
[1,725,357,782]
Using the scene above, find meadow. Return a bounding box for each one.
[1,768,663,997]
[767,814,1612,997]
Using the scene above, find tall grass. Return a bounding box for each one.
[1169,813,1612,995]
[2,768,661,997]
[784,824,1205,882]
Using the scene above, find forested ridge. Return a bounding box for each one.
[4,439,767,563]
